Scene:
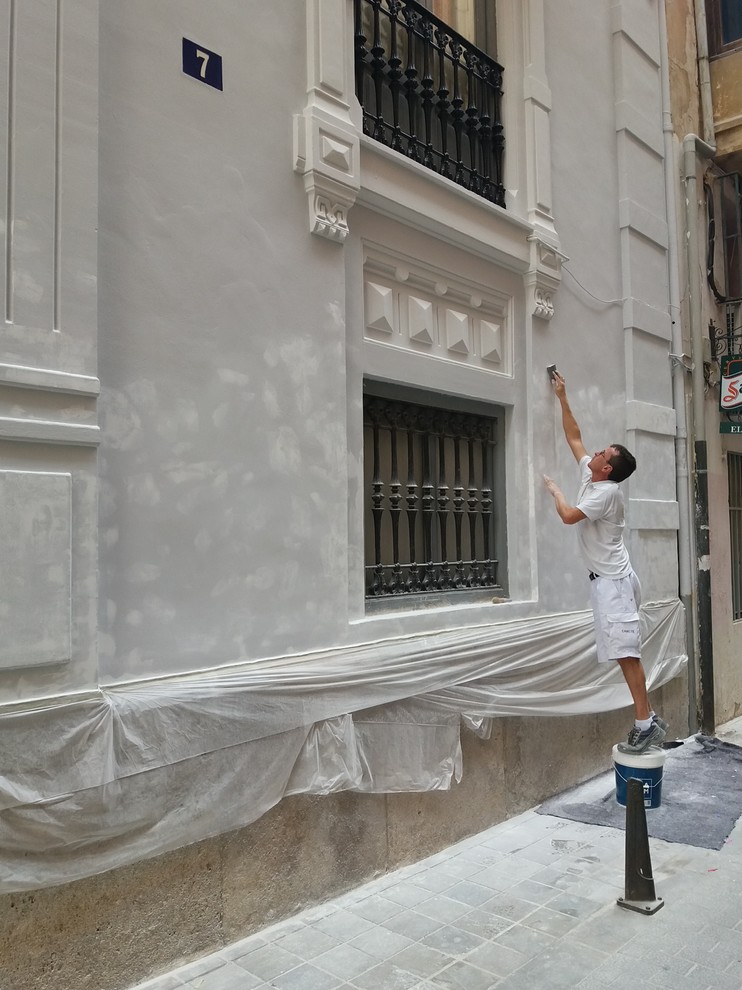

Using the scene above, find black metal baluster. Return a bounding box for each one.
[478,63,493,202]
[435,28,452,179]
[404,409,420,592]
[370,0,387,142]
[490,64,505,207]
[452,423,465,587]
[420,17,436,168]
[388,406,404,592]
[463,50,481,193]
[480,427,493,584]
[387,1,404,152]
[420,413,435,589]
[369,401,386,595]
[402,5,421,161]
[436,421,451,588]
[450,41,466,185]
[467,429,480,586]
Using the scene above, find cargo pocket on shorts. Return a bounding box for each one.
[605,612,641,659]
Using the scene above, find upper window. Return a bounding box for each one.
[353,0,505,207]
[708,0,742,56]
[720,173,742,301]
[421,1,497,55]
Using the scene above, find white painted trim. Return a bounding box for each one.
[622,297,672,340]
[615,101,664,158]
[0,417,101,446]
[358,138,532,273]
[0,362,100,395]
[618,199,669,249]
[628,498,680,531]
[626,400,677,435]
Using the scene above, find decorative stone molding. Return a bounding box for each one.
[524,234,567,321]
[294,108,360,242]
[310,192,351,242]
[294,0,360,242]
[363,249,513,374]
[518,0,566,319]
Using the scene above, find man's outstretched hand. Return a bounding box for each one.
[550,371,567,399]
[543,475,561,498]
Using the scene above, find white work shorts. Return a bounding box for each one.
[589,570,642,663]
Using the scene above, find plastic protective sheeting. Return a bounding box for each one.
[0,600,686,892]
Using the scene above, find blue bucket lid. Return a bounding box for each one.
[611,743,666,769]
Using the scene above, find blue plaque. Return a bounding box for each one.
[182,38,223,91]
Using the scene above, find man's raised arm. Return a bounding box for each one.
[552,372,587,462]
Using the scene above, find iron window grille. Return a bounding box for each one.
[353,0,505,207]
[729,452,742,621]
[364,389,505,599]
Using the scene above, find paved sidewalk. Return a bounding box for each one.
[132,720,742,990]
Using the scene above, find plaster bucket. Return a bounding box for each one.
[612,743,666,810]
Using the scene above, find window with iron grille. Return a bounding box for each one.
[353,0,505,207]
[363,385,506,600]
[729,453,742,621]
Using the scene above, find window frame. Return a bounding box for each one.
[707,0,742,57]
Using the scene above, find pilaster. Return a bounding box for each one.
[293,0,360,242]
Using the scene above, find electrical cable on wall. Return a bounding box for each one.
[562,265,624,305]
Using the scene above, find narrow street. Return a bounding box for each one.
[131,720,742,990]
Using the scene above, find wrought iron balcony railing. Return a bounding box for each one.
[364,394,503,597]
[354,0,505,208]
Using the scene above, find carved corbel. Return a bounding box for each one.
[294,108,360,243]
[525,234,567,321]
[293,0,361,242]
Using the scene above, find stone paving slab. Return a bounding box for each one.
[131,723,742,990]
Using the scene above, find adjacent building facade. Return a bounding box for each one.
[666,0,742,730]
[1,2,692,987]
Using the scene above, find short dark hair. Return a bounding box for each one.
[608,443,636,483]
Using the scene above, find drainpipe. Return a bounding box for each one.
[683,131,716,734]
[658,2,696,727]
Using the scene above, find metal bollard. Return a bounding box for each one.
[617,777,664,914]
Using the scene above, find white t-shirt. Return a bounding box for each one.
[575,455,632,579]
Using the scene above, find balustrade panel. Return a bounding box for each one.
[354,0,505,207]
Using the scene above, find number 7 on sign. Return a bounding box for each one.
[182,38,223,91]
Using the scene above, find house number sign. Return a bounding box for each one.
[182,38,223,91]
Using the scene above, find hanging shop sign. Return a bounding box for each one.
[720,356,742,433]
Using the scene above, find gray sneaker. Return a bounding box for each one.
[652,714,669,733]
[617,721,666,754]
